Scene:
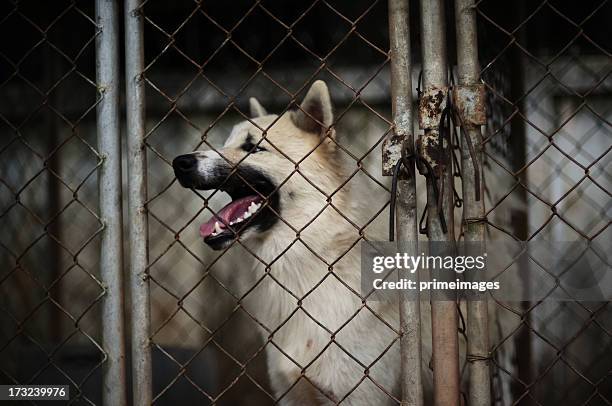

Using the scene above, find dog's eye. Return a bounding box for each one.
[241,142,267,153]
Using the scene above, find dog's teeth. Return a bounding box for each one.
[214,221,222,234]
[249,203,260,214]
[243,211,251,219]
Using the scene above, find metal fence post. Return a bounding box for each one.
[125,0,152,405]
[95,0,127,405]
[454,1,490,405]
[387,1,423,405]
[418,0,461,405]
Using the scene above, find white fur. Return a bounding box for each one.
[250,97,268,117]
[190,107,426,404]
[184,82,513,404]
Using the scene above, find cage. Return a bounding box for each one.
[0,0,610,405]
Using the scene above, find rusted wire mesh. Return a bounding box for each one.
[0,1,108,404]
[475,0,611,404]
[0,0,610,405]
[135,0,612,404]
[139,0,405,404]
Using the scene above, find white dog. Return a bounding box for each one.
[172,81,515,404]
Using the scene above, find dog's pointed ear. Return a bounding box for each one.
[292,80,334,135]
[249,97,267,117]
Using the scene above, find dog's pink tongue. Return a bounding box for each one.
[200,195,262,238]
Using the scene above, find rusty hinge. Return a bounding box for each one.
[416,86,449,176]
[452,84,486,127]
[418,86,448,130]
[382,132,409,176]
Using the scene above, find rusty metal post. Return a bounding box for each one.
[387,0,423,405]
[95,0,127,405]
[125,0,152,405]
[418,0,461,405]
[454,1,490,405]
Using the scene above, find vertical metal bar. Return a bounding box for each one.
[388,1,423,405]
[95,1,127,405]
[454,1,490,405]
[125,0,152,405]
[418,0,461,405]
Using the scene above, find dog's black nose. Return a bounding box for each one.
[172,154,198,174]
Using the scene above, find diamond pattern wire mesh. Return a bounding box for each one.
[475,0,611,405]
[0,0,610,405]
[139,0,612,404]
[0,0,107,405]
[139,0,403,404]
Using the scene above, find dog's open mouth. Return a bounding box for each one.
[201,177,278,249]
[200,195,264,242]
[172,159,280,250]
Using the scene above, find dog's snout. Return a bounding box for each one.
[172,154,198,174]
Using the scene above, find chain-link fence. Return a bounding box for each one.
[0,0,125,404]
[476,1,611,405]
[1,0,610,405]
[135,1,400,403]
